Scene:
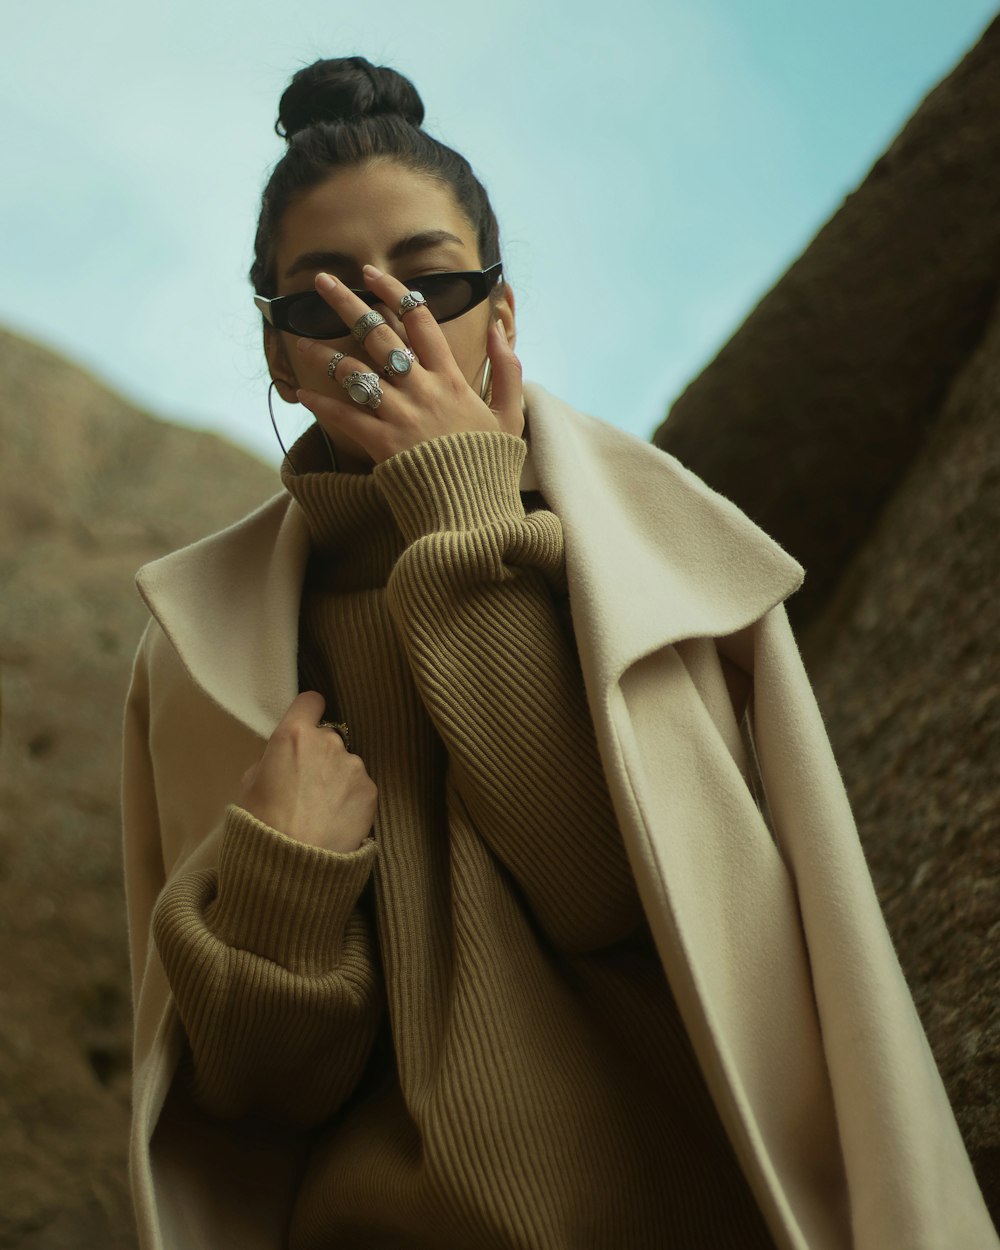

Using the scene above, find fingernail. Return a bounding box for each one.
[295,337,310,353]
[496,318,508,342]
[363,263,384,279]
[316,272,337,292]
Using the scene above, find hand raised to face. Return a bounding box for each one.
[293,265,524,466]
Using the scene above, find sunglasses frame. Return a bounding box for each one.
[254,262,504,340]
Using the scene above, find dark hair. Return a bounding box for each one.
[249,57,502,299]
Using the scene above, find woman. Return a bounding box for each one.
[122,57,996,1250]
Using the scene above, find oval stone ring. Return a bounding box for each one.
[341,370,383,411]
[383,347,416,380]
[398,290,426,317]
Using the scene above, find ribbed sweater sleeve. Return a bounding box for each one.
[373,430,641,955]
[152,803,383,1130]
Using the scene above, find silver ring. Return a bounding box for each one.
[326,351,345,379]
[342,370,383,411]
[352,311,387,344]
[398,291,426,317]
[383,347,416,379]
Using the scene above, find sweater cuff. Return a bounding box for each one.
[373,430,528,541]
[209,804,378,971]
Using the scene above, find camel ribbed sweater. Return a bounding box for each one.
[152,423,776,1249]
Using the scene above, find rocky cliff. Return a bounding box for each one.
[0,327,277,1248]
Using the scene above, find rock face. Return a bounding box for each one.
[655,12,1000,1231]
[802,283,1000,1225]
[0,326,278,1249]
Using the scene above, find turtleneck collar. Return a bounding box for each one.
[280,422,404,590]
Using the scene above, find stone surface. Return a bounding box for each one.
[799,298,1000,1223]
[0,325,278,1250]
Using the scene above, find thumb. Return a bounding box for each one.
[486,319,524,436]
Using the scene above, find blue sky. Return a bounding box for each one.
[4,0,997,467]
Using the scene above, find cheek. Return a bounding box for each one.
[442,313,489,383]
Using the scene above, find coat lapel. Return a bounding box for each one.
[521,382,804,688]
[135,490,310,741]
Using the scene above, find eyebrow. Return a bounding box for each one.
[283,230,467,279]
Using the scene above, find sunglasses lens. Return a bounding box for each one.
[419,274,476,322]
[289,295,348,339]
[275,271,495,338]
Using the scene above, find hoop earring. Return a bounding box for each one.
[268,380,297,476]
[268,380,337,474]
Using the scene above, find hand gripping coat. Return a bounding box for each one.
[122,382,997,1250]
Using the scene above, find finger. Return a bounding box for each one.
[278,690,326,730]
[299,344,392,428]
[361,265,453,373]
[313,272,409,367]
[297,386,387,462]
[485,319,524,436]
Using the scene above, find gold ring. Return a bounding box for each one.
[318,720,352,751]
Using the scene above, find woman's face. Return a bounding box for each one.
[265,159,516,474]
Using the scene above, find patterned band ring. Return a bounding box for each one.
[342,370,383,411]
[383,347,416,380]
[398,291,426,317]
[351,311,387,344]
[326,351,346,379]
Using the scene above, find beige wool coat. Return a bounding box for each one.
[122,381,997,1250]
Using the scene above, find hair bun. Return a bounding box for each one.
[276,56,425,139]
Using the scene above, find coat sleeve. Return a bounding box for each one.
[372,429,641,955]
[749,603,999,1250]
[123,621,385,1135]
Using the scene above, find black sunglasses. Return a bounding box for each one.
[254,262,504,340]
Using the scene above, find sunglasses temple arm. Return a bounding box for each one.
[253,295,276,327]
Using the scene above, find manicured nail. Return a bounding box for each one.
[315,272,337,292]
[496,318,508,342]
[363,264,384,280]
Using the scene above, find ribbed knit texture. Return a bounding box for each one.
[153,422,777,1249]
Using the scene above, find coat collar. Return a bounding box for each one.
[135,382,803,741]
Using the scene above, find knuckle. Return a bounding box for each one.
[278,722,307,749]
[365,323,395,347]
